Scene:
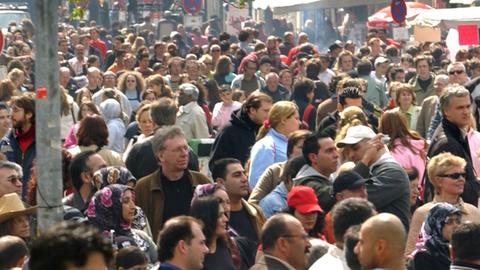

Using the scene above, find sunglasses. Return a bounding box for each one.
[449,70,464,75]
[439,172,466,180]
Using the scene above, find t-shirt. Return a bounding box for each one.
[240,77,259,97]
[161,172,193,222]
[229,207,258,243]
[202,239,236,270]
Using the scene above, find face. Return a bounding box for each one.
[443,95,471,129]
[399,90,413,108]
[280,72,293,88]
[103,74,116,88]
[86,154,107,173]
[260,63,272,75]
[186,64,199,78]
[409,178,420,206]
[442,214,461,242]
[215,204,228,237]
[416,60,430,78]
[313,138,339,176]
[336,185,368,201]
[121,189,136,223]
[222,163,249,199]
[284,218,312,270]
[281,111,300,135]
[87,71,101,88]
[394,71,405,83]
[346,140,368,163]
[0,168,22,196]
[75,45,85,59]
[354,225,378,270]
[59,41,69,53]
[170,60,183,75]
[0,109,11,131]
[213,189,231,217]
[244,62,257,76]
[9,215,30,238]
[294,210,318,232]
[125,75,137,90]
[249,101,272,125]
[434,79,447,96]
[177,88,192,106]
[375,63,388,76]
[266,75,279,91]
[340,55,353,71]
[220,89,233,103]
[138,110,154,136]
[11,104,32,130]
[449,68,468,84]
[66,252,108,270]
[186,222,209,270]
[291,139,305,157]
[157,136,189,172]
[435,166,466,196]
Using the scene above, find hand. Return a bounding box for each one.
[360,134,383,166]
[0,152,7,161]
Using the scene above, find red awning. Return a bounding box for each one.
[367,2,433,29]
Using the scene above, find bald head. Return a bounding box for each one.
[363,213,406,252]
[0,235,28,269]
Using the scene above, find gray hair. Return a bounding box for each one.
[447,62,466,73]
[179,83,199,101]
[0,161,23,177]
[434,74,449,85]
[151,126,185,153]
[439,84,470,115]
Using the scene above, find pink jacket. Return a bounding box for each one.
[467,129,480,176]
[390,138,426,187]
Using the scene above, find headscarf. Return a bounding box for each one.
[191,183,225,205]
[92,166,137,190]
[419,203,461,264]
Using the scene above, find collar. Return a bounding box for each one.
[268,128,288,143]
[263,254,296,270]
[178,101,197,114]
[442,118,468,141]
[159,262,183,270]
[369,150,397,170]
[149,168,191,192]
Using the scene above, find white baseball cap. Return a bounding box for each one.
[336,125,376,148]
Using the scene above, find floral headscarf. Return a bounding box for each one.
[92,166,137,190]
[191,183,225,206]
[419,203,461,265]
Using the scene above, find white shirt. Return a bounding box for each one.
[318,69,335,86]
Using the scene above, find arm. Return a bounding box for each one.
[248,143,275,189]
[249,163,282,204]
[405,206,428,255]
[192,111,210,139]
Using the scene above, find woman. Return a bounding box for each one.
[248,101,299,188]
[145,74,173,98]
[118,71,145,112]
[279,69,294,93]
[123,103,154,160]
[410,203,462,270]
[406,167,421,214]
[87,184,157,263]
[213,56,236,86]
[333,51,354,74]
[379,111,426,191]
[405,152,480,255]
[285,186,325,238]
[0,79,19,101]
[99,98,126,153]
[64,101,100,148]
[212,85,242,131]
[190,196,235,270]
[60,87,80,141]
[291,79,316,130]
[389,83,421,131]
[0,193,36,244]
[68,115,124,166]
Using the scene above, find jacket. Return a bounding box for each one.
[134,168,211,240]
[249,161,285,204]
[409,73,436,105]
[294,165,335,213]
[209,109,261,169]
[416,96,439,138]
[241,199,266,240]
[353,153,411,231]
[427,118,480,205]
[0,129,35,198]
[390,106,422,132]
[258,182,288,219]
[390,138,426,184]
[176,101,210,140]
[249,255,295,270]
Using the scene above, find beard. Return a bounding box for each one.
[12,118,26,130]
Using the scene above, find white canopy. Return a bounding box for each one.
[253,0,386,13]
[410,7,480,28]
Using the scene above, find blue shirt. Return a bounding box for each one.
[158,262,183,270]
[259,182,288,218]
[248,128,288,188]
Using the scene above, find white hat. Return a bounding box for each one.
[336,125,376,148]
[374,56,389,66]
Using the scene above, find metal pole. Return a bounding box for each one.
[33,0,63,233]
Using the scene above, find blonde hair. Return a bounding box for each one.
[427,152,466,193]
[395,83,417,106]
[335,106,369,144]
[256,101,298,140]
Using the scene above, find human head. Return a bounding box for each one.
[10,92,35,129]
[177,83,199,105]
[212,158,248,200]
[77,101,100,121]
[337,87,363,111]
[447,62,468,85]
[394,83,416,107]
[117,71,145,93]
[258,101,299,139]
[243,58,258,76]
[0,193,35,239]
[424,202,462,246]
[337,51,354,72]
[86,67,102,89]
[439,84,471,129]
[265,72,279,92]
[302,132,339,176]
[190,196,228,248]
[405,167,420,207]
[243,92,272,125]
[450,222,480,263]
[135,103,154,136]
[151,126,189,173]
[0,235,28,270]
[150,97,177,127]
[115,246,148,270]
[77,115,109,147]
[414,55,431,79]
[427,152,466,197]
[286,186,324,233]
[70,151,107,192]
[261,213,312,270]
[29,222,113,270]
[344,225,362,270]
[354,213,406,270]
[333,171,369,201]
[378,110,415,145]
[157,216,209,270]
[292,79,314,103]
[287,130,311,158]
[0,160,23,197]
[374,57,389,76]
[433,74,449,96]
[336,125,377,162]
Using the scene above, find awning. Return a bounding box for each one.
[253,0,387,13]
[410,6,480,28]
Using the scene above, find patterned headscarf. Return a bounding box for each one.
[191,183,225,206]
[92,166,137,191]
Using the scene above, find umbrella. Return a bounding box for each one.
[367,2,433,29]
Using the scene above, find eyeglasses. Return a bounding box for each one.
[449,70,464,75]
[6,175,22,184]
[439,172,466,180]
[282,233,309,241]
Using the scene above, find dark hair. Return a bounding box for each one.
[242,91,272,114]
[76,115,109,147]
[338,87,362,106]
[284,206,325,237]
[150,97,176,126]
[331,198,376,243]
[357,58,372,76]
[157,216,202,262]
[10,93,35,125]
[302,132,330,166]
[29,222,113,270]
[113,35,125,43]
[238,30,250,42]
[305,59,322,80]
[281,155,307,188]
[211,158,241,180]
[405,167,419,182]
[116,246,147,269]
[451,222,480,261]
[261,213,291,251]
[69,151,96,191]
[344,225,361,270]
[287,130,311,158]
[77,101,100,121]
[292,79,315,103]
[190,196,222,248]
[389,66,405,82]
[0,235,28,269]
[414,55,431,68]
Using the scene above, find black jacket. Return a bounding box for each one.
[209,109,260,169]
[426,118,480,205]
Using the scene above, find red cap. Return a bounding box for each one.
[287,186,323,214]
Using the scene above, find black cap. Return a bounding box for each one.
[332,171,371,195]
[115,235,138,249]
[259,56,272,66]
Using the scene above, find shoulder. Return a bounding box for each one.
[189,170,211,184]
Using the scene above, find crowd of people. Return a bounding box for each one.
[1,12,480,270]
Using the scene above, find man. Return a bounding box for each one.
[134,126,211,240]
[260,72,290,103]
[408,55,436,104]
[58,38,74,60]
[89,27,106,60]
[157,216,209,270]
[209,92,272,168]
[59,66,79,98]
[29,222,113,270]
[354,213,407,270]
[427,85,480,205]
[357,58,388,108]
[164,57,184,93]
[212,158,265,243]
[368,38,383,59]
[336,125,410,230]
[231,59,266,97]
[317,54,336,87]
[294,132,339,212]
[250,213,312,270]
[68,44,88,77]
[104,35,125,70]
[279,32,295,56]
[63,151,107,212]
[126,98,199,179]
[91,72,132,118]
[448,62,469,85]
[416,74,449,138]
[0,160,22,198]
[134,53,153,78]
[372,56,389,86]
[450,222,480,270]
[0,94,35,198]
[0,103,11,139]
[176,83,210,140]
[238,29,254,54]
[309,198,376,270]
[75,67,102,100]
[0,235,28,270]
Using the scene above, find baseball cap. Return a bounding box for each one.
[287,186,323,214]
[336,125,376,148]
[374,56,390,66]
[332,171,371,195]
